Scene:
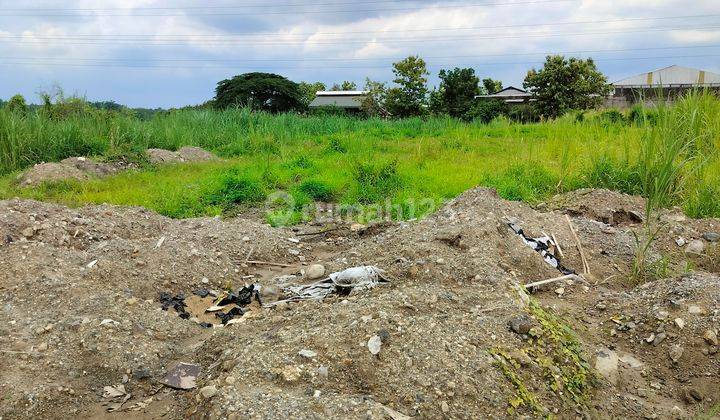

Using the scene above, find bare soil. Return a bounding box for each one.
[0,188,718,419]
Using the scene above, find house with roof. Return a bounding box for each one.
[475,86,534,104]
[309,90,368,112]
[607,65,720,108]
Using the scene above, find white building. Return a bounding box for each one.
[309,91,368,112]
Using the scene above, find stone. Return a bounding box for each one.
[199,385,218,399]
[702,232,719,242]
[669,344,683,363]
[554,287,565,296]
[508,315,533,335]
[595,348,619,385]
[685,239,705,255]
[441,401,450,413]
[368,335,382,355]
[305,264,326,280]
[275,365,302,383]
[224,376,236,385]
[161,362,200,390]
[675,237,686,247]
[298,349,317,359]
[132,368,152,380]
[619,353,644,369]
[688,305,704,315]
[36,342,48,352]
[22,227,35,238]
[652,332,667,346]
[683,387,703,403]
[703,329,718,346]
[674,318,685,330]
[317,366,329,379]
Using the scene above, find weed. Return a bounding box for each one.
[207,169,266,209]
[299,180,335,202]
[351,160,402,204]
[326,136,348,153]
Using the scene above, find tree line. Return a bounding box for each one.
[213,54,611,121]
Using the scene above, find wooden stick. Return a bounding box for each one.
[246,260,292,267]
[565,215,590,275]
[551,233,564,259]
[524,274,580,289]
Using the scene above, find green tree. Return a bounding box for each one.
[331,81,358,91]
[431,67,481,119]
[215,72,305,113]
[5,94,28,114]
[385,55,429,117]
[298,81,327,107]
[360,78,388,117]
[524,55,611,118]
[481,78,503,95]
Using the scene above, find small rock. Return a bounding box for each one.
[652,332,667,346]
[317,366,329,379]
[350,223,366,232]
[674,318,685,330]
[685,239,705,254]
[646,333,655,344]
[683,387,703,403]
[436,258,445,265]
[669,344,683,363]
[305,264,325,280]
[276,365,302,383]
[126,297,138,305]
[675,237,686,247]
[199,385,217,399]
[441,401,449,413]
[688,305,704,315]
[703,329,718,346]
[368,335,382,355]
[554,287,565,296]
[36,342,48,352]
[508,315,533,335]
[224,376,236,385]
[703,232,719,242]
[22,227,34,238]
[132,368,152,380]
[298,349,317,359]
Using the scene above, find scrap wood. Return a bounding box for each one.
[565,215,590,275]
[523,273,584,291]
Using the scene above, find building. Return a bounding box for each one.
[608,65,720,108]
[309,91,368,112]
[475,86,534,104]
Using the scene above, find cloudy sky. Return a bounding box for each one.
[1,0,719,108]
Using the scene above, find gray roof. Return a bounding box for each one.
[475,86,531,99]
[613,65,720,88]
[309,91,367,108]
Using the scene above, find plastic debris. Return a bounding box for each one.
[161,362,200,390]
[215,306,245,324]
[158,292,190,319]
[504,218,575,275]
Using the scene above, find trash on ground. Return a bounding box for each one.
[102,384,131,412]
[504,217,575,275]
[161,362,200,390]
[158,292,190,319]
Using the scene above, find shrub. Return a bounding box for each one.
[208,169,266,208]
[5,94,28,115]
[599,109,626,124]
[326,137,347,153]
[299,180,335,202]
[352,160,402,204]
[468,99,508,123]
[482,163,559,202]
[583,155,641,195]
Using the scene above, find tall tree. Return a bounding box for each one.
[431,67,481,119]
[215,72,305,113]
[360,78,388,117]
[481,78,503,95]
[524,55,611,118]
[385,55,429,117]
[330,81,358,91]
[298,81,327,107]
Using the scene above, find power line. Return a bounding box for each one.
[1,14,716,39]
[1,54,718,69]
[3,25,718,46]
[0,0,578,17]
[5,45,718,63]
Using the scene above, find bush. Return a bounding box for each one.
[326,137,347,153]
[309,105,347,117]
[299,180,335,202]
[468,99,508,123]
[599,109,626,124]
[352,160,402,203]
[583,155,641,195]
[627,105,657,126]
[5,94,28,115]
[208,169,266,208]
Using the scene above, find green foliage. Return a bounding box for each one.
[360,78,388,117]
[298,81,327,107]
[208,169,266,209]
[431,67,481,119]
[352,160,402,204]
[214,72,304,113]
[468,99,509,123]
[524,55,611,118]
[483,163,559,203]
[326,136,347,153]
[685,183,720,219]
[584,155,641,195]
[599,109,626,125]
[5,95,28,115]
[299,179,334,202]
[330,81,357,91]
[482,78,503,95]
[385,55,429,118]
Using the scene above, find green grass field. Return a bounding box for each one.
[1,92,718,224]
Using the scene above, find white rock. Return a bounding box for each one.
[368,335,382,355]
[199,385,217,399]
[674,318,685,330]
[305,264,326,280]
[595,348,619,385]
[298,349,317,359]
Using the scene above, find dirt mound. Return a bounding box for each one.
[1,188,718,419]
[17,162,90,187]
[60,157,127,177]
[146,147,218,164]
[543,188,646,226]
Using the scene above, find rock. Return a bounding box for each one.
[652,332,667,346]
[199,385,218,399]
[645,333,655,344]
[554,287,565,296]
[18,162,89,187]
[177,146,217,162]
[683,387,703,403]
[36,342,48,352]
[305,264,326,280]
[703,329,718,346]
[669,344,683,363]
[350,223,366,232]
[674,318,685,330]
[317,366,329,379]
[132,368,152,380]
[276,365,302,383]
[224,376,236,385]
[595,348,619,385]
[702,232,719,242]
[161,362,200,390]
[508,315,533,335]
[21,227,34,238]
[675,237,686,247]
[619,353,644,368]
[688,305,704,315]
[685,239,705,255]
[368,335,382,355]
[441,401,449,413]
[298,349,317,359]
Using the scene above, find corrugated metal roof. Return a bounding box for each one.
[309,94,365,108]
[613,65,720,87]
[315,91,368,96]
[475,86,531,99]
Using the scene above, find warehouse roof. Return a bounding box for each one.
[613,65,720,88]
[309,90,367,108]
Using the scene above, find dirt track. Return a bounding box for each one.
[1,188,718,419]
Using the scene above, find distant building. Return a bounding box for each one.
[309,91,368,112]
[475,86,534,104]
[608,65,720,108]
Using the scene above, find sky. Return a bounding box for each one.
[1,0,719,108]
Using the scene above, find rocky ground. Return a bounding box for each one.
[0,187,718,419]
